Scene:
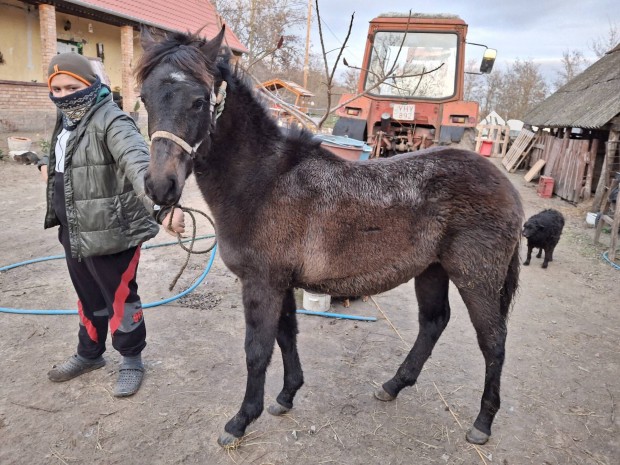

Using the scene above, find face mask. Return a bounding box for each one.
[49,76,102,130]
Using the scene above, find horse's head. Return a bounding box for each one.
[136,26,225,206]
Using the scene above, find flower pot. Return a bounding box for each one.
[8,136,32,152]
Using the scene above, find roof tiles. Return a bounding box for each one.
[69,0,247,53]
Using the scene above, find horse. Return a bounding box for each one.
[136,27,524,448]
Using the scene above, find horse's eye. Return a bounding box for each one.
[193,99,206,110]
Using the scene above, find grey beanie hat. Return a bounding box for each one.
[47,53,98,89]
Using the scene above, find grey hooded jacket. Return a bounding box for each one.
[42,93,160,259]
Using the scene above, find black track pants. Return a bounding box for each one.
[54,172,146,359]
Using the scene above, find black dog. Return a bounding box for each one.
[522,209,565,268]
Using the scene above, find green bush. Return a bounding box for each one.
[38,138,51,155]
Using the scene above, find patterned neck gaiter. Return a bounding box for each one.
[49,76,102,130]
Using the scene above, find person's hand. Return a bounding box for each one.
[39,165,48,182]
[162,207,185,236]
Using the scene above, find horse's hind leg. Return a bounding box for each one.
[457,286,508,445]
[267,288,304,416]
[218,281,282,447]
[375,263,450,401]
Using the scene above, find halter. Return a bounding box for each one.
[150,81,228,158]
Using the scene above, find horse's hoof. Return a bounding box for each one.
[217,432,242,449]
[267,403,290,416]
[373,387,396,402]
[466,426,490,445]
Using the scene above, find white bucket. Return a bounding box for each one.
[302,290,331,312]
[586,212,597,227]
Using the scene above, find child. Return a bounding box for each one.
[38,52,184,396]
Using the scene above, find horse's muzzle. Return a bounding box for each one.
[144,139,189,206]
[144,171,181,206]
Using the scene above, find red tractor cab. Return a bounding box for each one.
[333,13,496,157]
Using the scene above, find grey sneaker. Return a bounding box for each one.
[48,354,106,382]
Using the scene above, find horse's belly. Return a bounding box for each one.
[297,244,435,296]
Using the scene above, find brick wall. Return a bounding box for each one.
[0,81,56,133]
[39,4,57,81]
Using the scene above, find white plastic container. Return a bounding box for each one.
[586,212,597,227]
[302,290,331,312]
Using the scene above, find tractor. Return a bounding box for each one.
[332,13,496,156]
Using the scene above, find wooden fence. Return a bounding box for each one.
[528,131,599,203]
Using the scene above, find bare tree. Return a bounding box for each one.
[341,68,360,93]
[553,49,588,90]
[478,69,504,119]
[589,20,620,57]
[496,59,548,120]
[463,59,483,102]
[213,0,306,77]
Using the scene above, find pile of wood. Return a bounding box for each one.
[528,132,599,203]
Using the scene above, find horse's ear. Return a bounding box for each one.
[200,26,226,63]
[140,24,157,50]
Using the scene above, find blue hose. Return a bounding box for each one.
[0,237,217,315]
[1,235,376,321]
[602,251,620,270]
[297,309,376,321]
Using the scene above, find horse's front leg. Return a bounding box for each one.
[218,281,283,448]
[267,288,304,416]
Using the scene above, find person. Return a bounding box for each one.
[38,52,185,397]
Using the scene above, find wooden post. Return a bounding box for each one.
[303,0,312,89]
[592,130,619,211]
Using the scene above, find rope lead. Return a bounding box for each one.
[167,206,217,291]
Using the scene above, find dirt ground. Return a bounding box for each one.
[0,152,618,465]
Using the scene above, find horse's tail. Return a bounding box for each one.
[500,242,521,318]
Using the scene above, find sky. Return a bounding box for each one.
[303,0,618,83]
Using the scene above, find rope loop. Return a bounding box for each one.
[166,206,217,291]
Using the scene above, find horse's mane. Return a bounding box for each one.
[135,29,319,149]
[135,30,219,86]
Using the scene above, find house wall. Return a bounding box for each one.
[0,0,42,83]
[0,1,145,133]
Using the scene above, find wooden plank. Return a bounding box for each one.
[584,138,599,201]
[524,159,546,182]
[594,177,619,244]
[609,196,620,262]
[503,129,532,169]
[544,137,562,177]
[574,141,589,202]
[504,130,537,172]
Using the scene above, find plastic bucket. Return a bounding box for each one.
[586,212,597,227]
[302,290,331,312]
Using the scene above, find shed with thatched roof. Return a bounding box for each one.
[521,44,620,207]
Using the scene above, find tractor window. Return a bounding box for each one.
[365,31,458,99]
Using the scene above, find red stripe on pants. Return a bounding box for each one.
[78,300,99,343]
[110,247,141,334]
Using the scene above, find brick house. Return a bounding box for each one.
[0,0,247,135]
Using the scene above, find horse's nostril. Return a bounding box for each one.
[168,175,177,194]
